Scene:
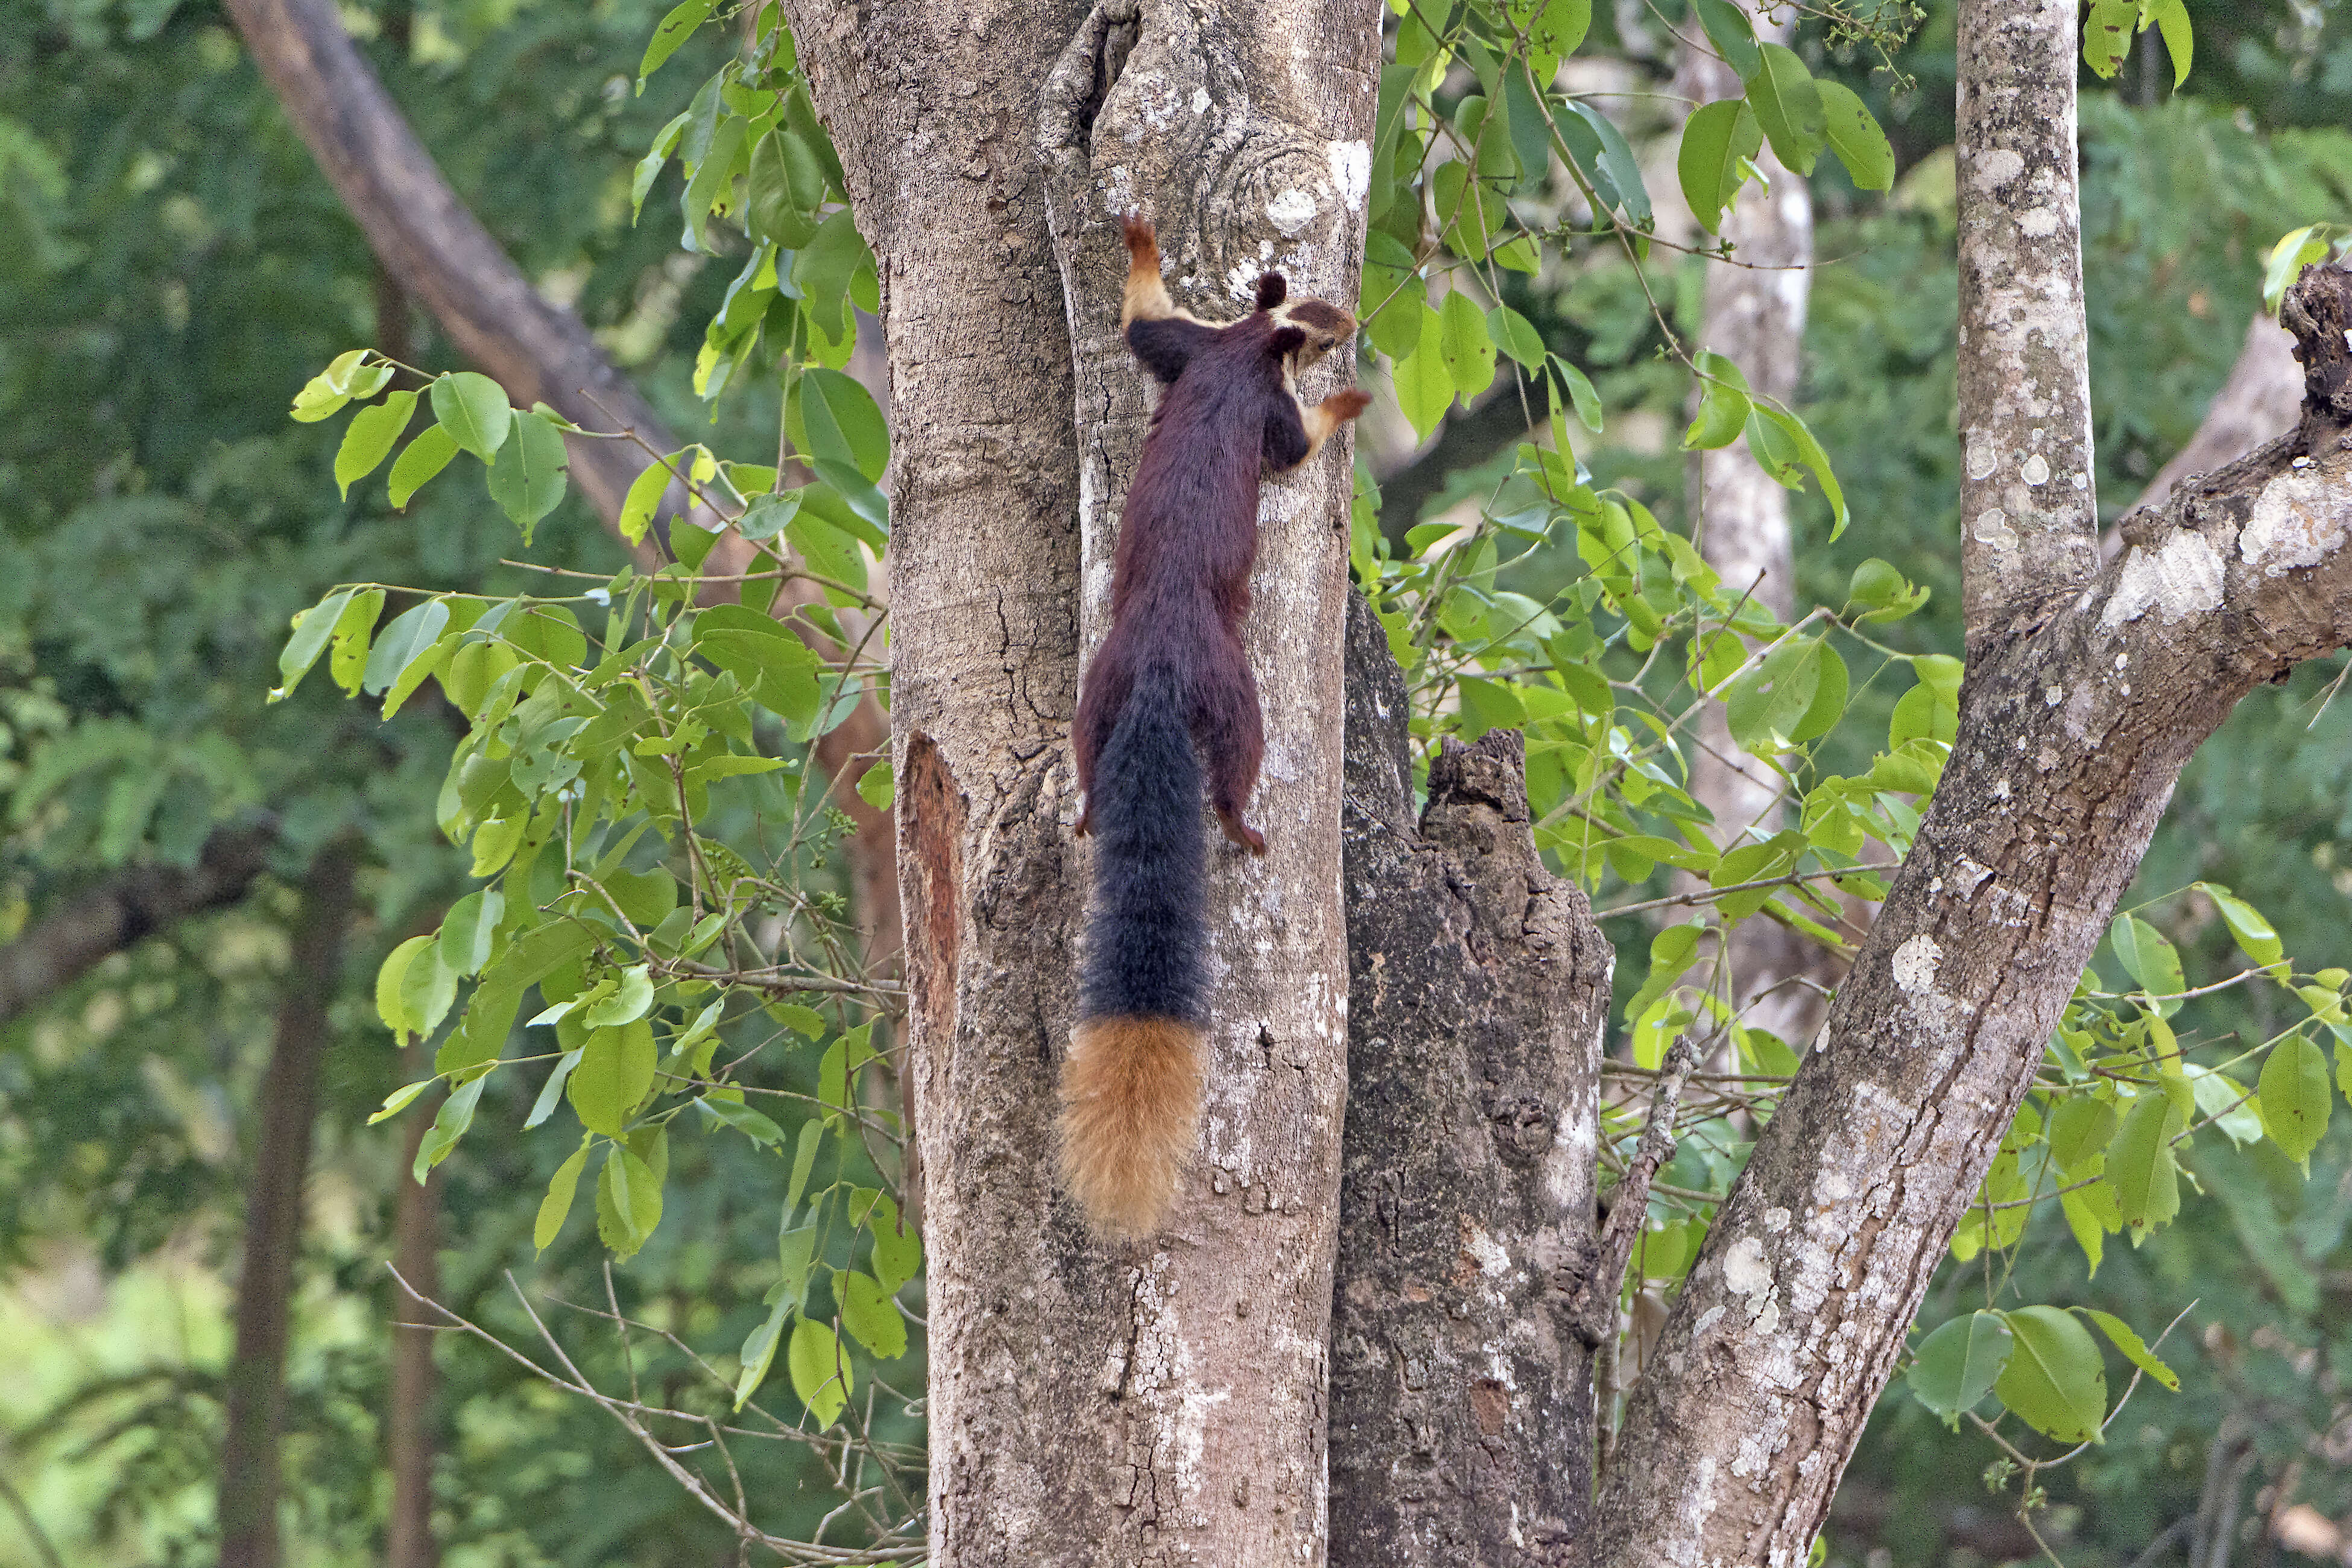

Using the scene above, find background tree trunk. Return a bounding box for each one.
[217,842,356,1568]
[1328,592,1613,1566]
[788,0,1375,1558]
[386,1051,443,1568]
[1672,17,1831,1055]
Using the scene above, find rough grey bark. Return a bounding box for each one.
[0,824,274,1025]
[1953,0,2101,648]
[1673,19,1829,1054]
[788,0,1375,1558]
[1329,592,1613,1566]
[218,842,358,1568]
[1592,263,2352,1568]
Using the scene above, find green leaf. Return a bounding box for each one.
[735,1298,790,1408]
[2110,914,2187,1015]
[694,604,824,728]
[2082,0,2137,78]
[438,888,504,978]
[619,456,678,548]
[1560,361,1604,434]
[1815,81,1892,192]
[1742,43,1824,177]
[2197,882,2283,968]
[1908,1310,2012,1420]
[2079,1308,2180,1393]
[867,1195,921,1291]
[1438,290,1498,400]
[399,934,458,1040]
[2060,1184,2108,1276]
[368,1080,433,1126]
[1684,349,1751,450]
[838,1269,909,1359]
[2048,1095,2117,1177]
[2110,1091,2181,1240]
[1755,408,1848,536]
[584,964,656,1029]
[637,0,713,84]
[487,411,570,540]
[328,588,387,697]
[856,759,894,811]
[631,110,689,222]
[1391,303,1454,440]
[274,587,356,700]
[429,371,513,463]
[413,1073,487,1183]
[290,349,367,423]
[376,934,435,1043]
[680,115,748,254]
[1677,99,1762,236]
[364,599,451,696]
[794,209,872,338]
[2149,0,2192,87]
[1995,1306,2108,1444]
[748,129,824,247]
[1559,100,1651,227]
[788,1317,851,1427]
[387,424,458,510]
[783,1118,823,1226]
[605,1145,663,1246]
[1692,0,1761,78]
[335,390,418,499]
[569,1017,659,1136]
[1725,635,1825,754]
[536,1146,588,1252]
[2258,1035,2331,1166]
[699,1094,785,1147]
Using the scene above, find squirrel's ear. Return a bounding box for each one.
[1267,324,1308,358]
[1254,271,1288,310]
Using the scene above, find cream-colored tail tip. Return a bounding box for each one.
[1058,1015,1207,1239]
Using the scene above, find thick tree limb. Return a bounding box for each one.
[0,823,275,1025]
[1954,0,2102,648]
[1596,258,2352,1568]
[1329,592,1613,1567]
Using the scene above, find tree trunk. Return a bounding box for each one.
[386,1054,443,1568]
[787,0,1375,1558]
[1328,592,1613,1566]
[217,841,358,1568]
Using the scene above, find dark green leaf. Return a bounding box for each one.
[1816,80,1893,191]
[1692,0,1761,77]
[637,0,714,85]
[1908,1311,2012,1419]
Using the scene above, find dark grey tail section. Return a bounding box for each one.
[1078,665,1206,1027]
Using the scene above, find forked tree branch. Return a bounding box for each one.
[1598,107,2352,1568]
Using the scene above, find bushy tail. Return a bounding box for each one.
[1061,666,1207,1238]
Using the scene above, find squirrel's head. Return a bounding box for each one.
[1268,294,1358,373]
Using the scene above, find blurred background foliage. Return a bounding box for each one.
[4,0,2352,1562]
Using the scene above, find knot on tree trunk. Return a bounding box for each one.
[1424,730,1531,825]
[2284,263,2352,436]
